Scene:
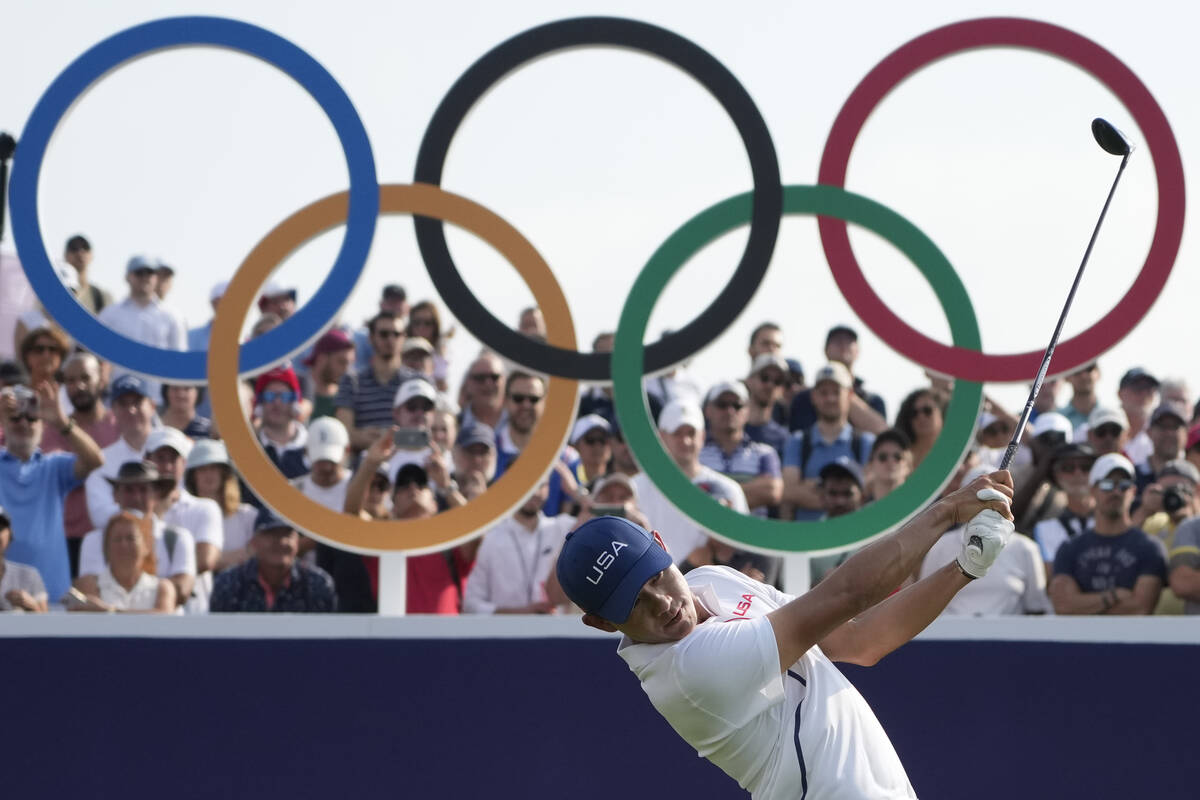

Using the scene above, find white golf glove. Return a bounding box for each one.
[957,487,1015,579]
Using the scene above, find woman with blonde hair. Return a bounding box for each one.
[69,512,175,613]
[406,300,451,391]
[184,439,258,571]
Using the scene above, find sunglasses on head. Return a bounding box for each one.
[714,400,744,411]
[509,393,541,405]
[471,372,501,383]
[260,390,297,404]
[1095,478,1134,492]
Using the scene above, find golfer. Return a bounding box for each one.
[556,470,1015,799]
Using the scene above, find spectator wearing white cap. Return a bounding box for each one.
[97,254,187,398]
[571,414,612,486]
[257,281,297,321]
[701,380,782,518]
[782,363,875,521]
[145,427,223,612]
[184,439,258,572]
[631,401,748,565]
[744,354,790,458]
[1084,406,1128,456]
[1117,367,1161,465]
[400,336,435,380]
[1132,401,1190,503]
[787,325,888,435]
[384,378,453,490]
[1058,362,1101,429]
[292,416,352,516]
[1048,453,1166,615]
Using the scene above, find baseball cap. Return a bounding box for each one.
[154,258,174,276]
[254,508,294,535]
[785,358,804,378]
[1160,459,1200,485]
[1089,452,1135,486]
[393,462,429,487]
[394,377,437,408]
[1150,401,1189,427]
[209,280,229,302]
[306,416,349,464]
[1050,442,1097,466]
[456,421,496,450]
[125,254,155,274]
[811,361,853,390]
[186,438,230,471]
[591,472,638,501]
[1087,406,1128,431]
[750,353,788,376]
[65,235,91,252]
[110,373,151,401]
[818,455,864,489]
[658,400,704,434]
[556,516,672,624]
[704,380,749,406]
[402,336,434,356]
[826,324,858,343]
[1187,423,1200,453]
[1032,412,1073,442]
[382,284,407,301]
[145,427,193,460]
[253,366,300,399]
[1119,367,1159,389]
[302,328,354,366]
[571,414,612,444]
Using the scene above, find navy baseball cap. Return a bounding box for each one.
[110,373,150,400]
[253,508,294,534]
[455,421,495,450]
[556,517,672,624]
[819,455,864,488]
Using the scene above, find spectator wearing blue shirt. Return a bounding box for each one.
[1049,452,1165,615]
[744,354,790,459]
[781,363,875,521]
[0,381,104,603]
[699,380,782,518]
[495,371,581,516]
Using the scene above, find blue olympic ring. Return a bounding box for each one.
[9,16,379,382]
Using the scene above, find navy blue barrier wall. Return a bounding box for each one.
[3,632,1194,799]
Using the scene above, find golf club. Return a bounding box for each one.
[968,117,1132,556]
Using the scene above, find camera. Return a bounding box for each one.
[1162,484,1192,514]
[9,384,38,417]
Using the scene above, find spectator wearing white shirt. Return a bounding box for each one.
[292,416,352,515]
[1117,368,1160,466]
[97,255,186,397]
[85,374,156,530]
[76,461,196,608]
[463,482,575,614]
[0,505,48,612]
[145,427,223,612]
[67,512,175,613]
[184,439,258,572]
[1032,444,1097,574]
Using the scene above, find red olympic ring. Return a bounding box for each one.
[817,17,1185,382]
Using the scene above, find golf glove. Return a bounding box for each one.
[957,487,1014,579]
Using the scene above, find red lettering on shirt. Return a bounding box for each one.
[731,593,756,617]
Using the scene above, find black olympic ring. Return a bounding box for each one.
[413,16,783,381]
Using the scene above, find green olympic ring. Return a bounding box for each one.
[612,184,983,553]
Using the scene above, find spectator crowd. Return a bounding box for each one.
[3,234,1200,620]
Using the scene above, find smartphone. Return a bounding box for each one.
[393,427,430,450]
[590,503,626,518]
[61,586,89,607]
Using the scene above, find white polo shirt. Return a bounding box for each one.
[78,516,196,581]
[463,513,575,613]
[918,530,1052,616]
[85,436,145,530]
[633,466,748,564]
[618,566,914,800]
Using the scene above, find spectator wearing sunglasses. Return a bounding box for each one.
[782,364,875,521]
[863,429,913,502]
[495,372,580,516]
[459,352,507,431]
[1084,406,1128,456]
[701,380,781,518]
[895,388,945,470]
[253,367,309,485]
[1032,443,1097,574]
[1048,453,1165,615]
[744,354,790,459]
[97,255,187,400]
[570,414,612,486]
[335,311,420,452]
[787,326,887,436]
[1132,402,1190,503]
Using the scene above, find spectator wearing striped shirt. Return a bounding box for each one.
[335,311,420,452]
[699,380,782,518]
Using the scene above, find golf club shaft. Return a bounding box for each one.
[997,152,1129,472]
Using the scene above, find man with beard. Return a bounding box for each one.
[743,354,790,458]
[1049,453,1165,615]
[335,311,419,452]
[461,352,507,430]
[0,381,105,603]
[496,371,579,516]
[463,482,576,614]
[700,380,782,518]
[303,329,355,421]
[39,353,119,576]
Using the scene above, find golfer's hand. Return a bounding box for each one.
[957,485,1015,579]
[944,471,1014,527]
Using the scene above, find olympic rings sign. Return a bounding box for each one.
[10,15,1184,555]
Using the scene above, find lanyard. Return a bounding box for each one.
[508,523,545,605]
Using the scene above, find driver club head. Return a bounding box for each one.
[1092,118,1132,156]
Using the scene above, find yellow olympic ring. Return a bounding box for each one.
[209,183,579,553]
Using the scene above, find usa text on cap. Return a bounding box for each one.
[555,517,672,624]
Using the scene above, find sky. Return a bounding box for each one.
[2,0,1196,427]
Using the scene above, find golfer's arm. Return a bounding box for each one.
[767,499,955,672]
[819,561,969,666]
